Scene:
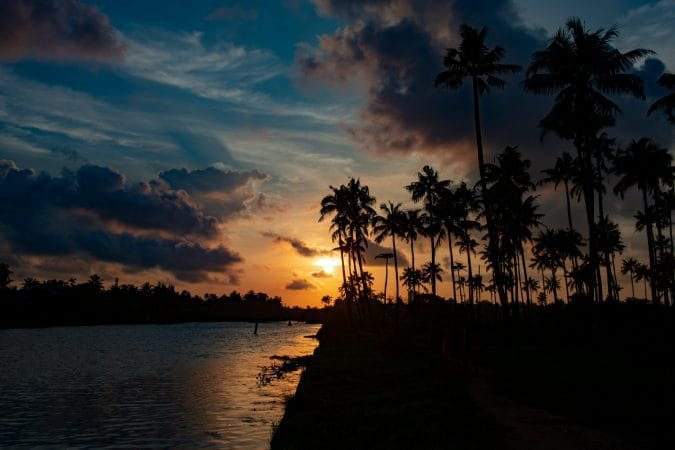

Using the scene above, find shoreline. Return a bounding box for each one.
[271,304,674,449]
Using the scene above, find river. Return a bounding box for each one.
[0,321,320,448]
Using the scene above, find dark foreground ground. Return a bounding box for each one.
[271,303,675,450]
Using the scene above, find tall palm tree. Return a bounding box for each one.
[438,187,461,301]
[320,185,350,292]
[406,166,450,296]
[621,256,639,299]
[523,18,652,303]
[374,252,395,302]
[373,202,405,303]
[614,138,674,303]
[402,209,423,272]
[345,178,376,296]
[435,24,521,312]
[648,73,675,123]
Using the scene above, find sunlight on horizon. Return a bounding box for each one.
[314,257,340,274]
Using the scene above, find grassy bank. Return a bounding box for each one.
[272,302,675,449]
[270,317,504,450]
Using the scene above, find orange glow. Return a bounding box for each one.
[314,257,340,274]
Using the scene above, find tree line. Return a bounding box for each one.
[0,264,326,328]
[320,19,674,317]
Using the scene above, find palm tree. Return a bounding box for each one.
[614,138,674,303]
[438,187,461,301]
[648,73,675,123]
[320,185,350,292]
[402,209,423,273]
[346,178,376,296]
[373,202,405,303]
[523,277,540,303]
[435,24,521,312]
[541,152,578,236]
[453,262,466,302]
[621,257,639,299]
[374,252,395,303]
[594,216,624,301]
[533,229,565,303]
[421,262,443,292]
[401,267,426,298]
[406,166,450,296]
[524,18,652,303]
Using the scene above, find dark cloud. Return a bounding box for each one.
[305,1,673,179]
[205,4,259,21]
[311,270,332,278]
[75,165,221,238]
[0,161,243,281]
[300,0,545,166]
[262,231,331,257]
[159,166,269,193]
[0,0,125,62]
[285,278,316,290]
[363,240,410,267]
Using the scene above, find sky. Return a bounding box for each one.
[0,0,673,306]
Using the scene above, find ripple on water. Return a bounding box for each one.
[0,321,320,448]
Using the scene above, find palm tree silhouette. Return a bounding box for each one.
[621,257,639,299]
[402,208,423,272]
[533,229,566,303]
[435,24,521,312]
[374,252,395,303]
[401,267,426,298]
[438,186,461,301]
[524,17,652,303]
[320,185,350,293]
[594,216,624,301]
[373,201,405,303]
[613,138,674,303]
[541,152,578,236]
[648,73,675,123]
[422,262,443,295]
[406,166,450,296]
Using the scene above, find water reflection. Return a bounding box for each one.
[0,321,320,448]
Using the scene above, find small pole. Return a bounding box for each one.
[254,321,259,335]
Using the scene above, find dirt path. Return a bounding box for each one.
[467,375,638,450]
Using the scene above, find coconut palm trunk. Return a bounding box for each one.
[642,190,658,303]
[471,77,509,312]
[448,236,457,301]
[392,235,400,303]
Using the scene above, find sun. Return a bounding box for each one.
[314,257,340,274]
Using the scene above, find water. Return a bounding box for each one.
[0,321,320,448]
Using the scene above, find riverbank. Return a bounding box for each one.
[271,303,675,449]
[270,318,504,449]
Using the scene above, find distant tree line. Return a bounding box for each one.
[0,264,326,328]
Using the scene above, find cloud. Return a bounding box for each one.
[0,0,124,62]
[297,0,556,170]
[122,29,281,103]
[0,161,244,281]
[262,231,331,257]
[618,0,675,71]
[285,278,316,290]
[206,4,259,21]
[311,270,332,278]
[159,166,269,193]
[363,240,410,267]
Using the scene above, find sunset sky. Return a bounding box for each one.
[1,0,673,306]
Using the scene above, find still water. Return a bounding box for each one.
[0,321,320,448]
